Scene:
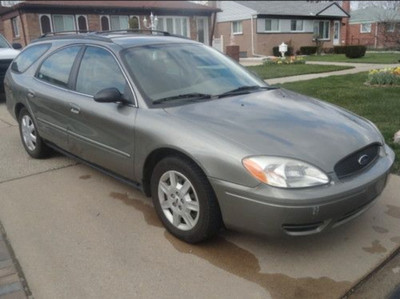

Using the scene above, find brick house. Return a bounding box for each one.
[214,1,349,57]
[0,0,219,47]
[347,7,400,49]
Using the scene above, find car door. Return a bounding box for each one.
[67,45,137,180]
[30,45,83,150]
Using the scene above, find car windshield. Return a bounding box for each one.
[122,43,267,105]
[0,35,11,49]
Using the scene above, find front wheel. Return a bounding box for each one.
[151,156,222,243]
[18,108,50,159]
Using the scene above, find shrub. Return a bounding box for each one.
[272,46,294,57]
[333,46,347,54]
[367,67,400,86]
[299,46,317,55]
[345,45,367,58]
[323,47,334,54]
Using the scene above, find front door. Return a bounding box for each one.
[333,21,340,45]
[196,17,209,45]
[67,46,137,180]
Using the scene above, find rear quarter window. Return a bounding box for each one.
[11,43,51,73]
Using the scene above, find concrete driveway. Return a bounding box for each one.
[0,101,400,299]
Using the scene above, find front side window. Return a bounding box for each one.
[37,46,81,88]
[291,20,303,32]
[12,44,51,73]
[265,19,279,32]
[76,47,127,96]
[122,43,265,105]
[11,17,19,37]
[0,34,10,49]
[360,23,371,33]
[314,21,330,39]
[232,21,242,34]
[53,15,76,32]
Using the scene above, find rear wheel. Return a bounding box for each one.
[151,156,222,243]
[18,108,50,158]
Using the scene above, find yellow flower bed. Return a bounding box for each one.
[367,67,400,86]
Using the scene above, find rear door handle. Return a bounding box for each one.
[27,91,35,99]
[70,107,80,114]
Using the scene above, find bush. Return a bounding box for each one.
[299,46,317,55]
[333,46,347,54]
[345,45,367,58]
[272,46,294,57]
[323,47,334,54]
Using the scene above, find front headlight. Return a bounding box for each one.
[242,156,329,188]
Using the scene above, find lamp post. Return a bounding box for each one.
[143,12,158,31]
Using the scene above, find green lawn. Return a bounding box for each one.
[246,64,353,80]
[305,53,400,64]
[280,72,400,174]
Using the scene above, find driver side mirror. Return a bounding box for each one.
[12,43,22,50]
[94,88,126,103]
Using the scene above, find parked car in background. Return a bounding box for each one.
[0,34,21,93]
[4,31,395,243]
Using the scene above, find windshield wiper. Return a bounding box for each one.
[153,93,212,105]
[217,85,276,99]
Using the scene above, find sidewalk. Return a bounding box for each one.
[266,61,400,85]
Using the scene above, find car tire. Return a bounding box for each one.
[151,156,222,243]
[18,108,50,159]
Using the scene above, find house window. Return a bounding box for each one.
[101,16,110,31]
[110,15,129,30]
[11,17,19,37]
[290,20,303,32]
[232,21,242,34]
[360,23,371,33]
[156,17,189,37]
[129,16,139,30]
[314,21,330,39]
[265,19,279,32]
[53,15,76,32]
[386,23,395,32]
[40,15,52,34]
[77,15,88,32]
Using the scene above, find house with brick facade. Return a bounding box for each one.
[214,1,349,57]
[347,7,400,49]
[0,0,219,47]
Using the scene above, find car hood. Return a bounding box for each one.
[164,89,381,173]
[0,48,20,60]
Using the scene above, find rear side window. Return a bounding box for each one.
[11,44,51,73]
[37,46,81,89]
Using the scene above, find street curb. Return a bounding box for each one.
[0,220,31,298]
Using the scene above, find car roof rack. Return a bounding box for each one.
[32,29,189,43]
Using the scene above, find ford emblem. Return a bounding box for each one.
[358,154,370,166]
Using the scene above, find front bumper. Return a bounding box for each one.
[210,145,395,236]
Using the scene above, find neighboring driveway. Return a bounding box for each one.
[0,102,400,299]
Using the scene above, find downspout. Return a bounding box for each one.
[17,8,27,46]
[210,12,216,46]
[374,22,378,48]
[251,14,264,57]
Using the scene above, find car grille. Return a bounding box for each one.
[334,143,380,179]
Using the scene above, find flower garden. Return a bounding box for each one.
[264,56,305,65]
[366,67,400,86]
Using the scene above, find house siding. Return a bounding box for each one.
[217,18,337,56]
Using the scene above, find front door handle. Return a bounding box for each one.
[27,91,35,99]
[69,103,80,115]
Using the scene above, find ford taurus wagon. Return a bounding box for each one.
[5,31,395,243]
